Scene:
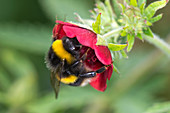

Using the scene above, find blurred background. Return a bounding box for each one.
[0,0,170,113]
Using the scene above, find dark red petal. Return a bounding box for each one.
[89,65,113,91]
[94,45,112,65]
[52,24,66,39]
[53,21,78,39]
[63,26,97,49]
[80,47,103,70]
[107,65,113,80]
[90,73,107,92]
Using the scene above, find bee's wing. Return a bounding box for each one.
[50,71,60,99]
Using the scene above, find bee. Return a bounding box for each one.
[46,37,111,98]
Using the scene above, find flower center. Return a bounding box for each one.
[80,46,103,70]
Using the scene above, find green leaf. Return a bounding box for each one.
[145,101,170,113]
[112,0,121,19]
[149,14,163,23]
[127,34,135,52]
[138,0,146,7]
[92,13,101,34]
[113,63,120,74]
[146,20,152,26]
[144,0,167,19]
[120,30,127,37]
[137,33,143,40]
[119,3,126,13]
[120,50,128,58]
[140,2,146,15]
[130,0,137,7]
[108,43,127,51]
[143,27,153,37]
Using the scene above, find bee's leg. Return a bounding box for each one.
[62,37,81,58]
[60,59,65,77]
[79,64,112,78]
[67,47,90,75]
[80,48,90,61]
[68,47,90,68]
[69,65,111,86]
[60,59,72,77]
[69,60,82,69]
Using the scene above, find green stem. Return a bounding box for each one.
[143,34,170,57]
[103,28,170,57]
[103,27,123,38]
[96,27,123,45]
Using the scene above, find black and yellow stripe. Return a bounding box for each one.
[52,40,75,64]
[56,74,78,84]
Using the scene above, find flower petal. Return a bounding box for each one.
[107,64,113,80]
[89,65,113,91]
[94,45,112,65]
[89,73,107,92]
[63,26,97,49]
[53,24,66,39]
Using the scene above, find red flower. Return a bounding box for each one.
[53,21,113,91]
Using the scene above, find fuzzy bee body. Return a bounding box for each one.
[46,37,110,98]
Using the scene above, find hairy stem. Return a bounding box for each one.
[103,27,123,38]
[143,34,170,57]
[103,28,170,57]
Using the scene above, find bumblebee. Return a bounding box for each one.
[46,37,111,98]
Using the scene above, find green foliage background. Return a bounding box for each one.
[0,0,169,113]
